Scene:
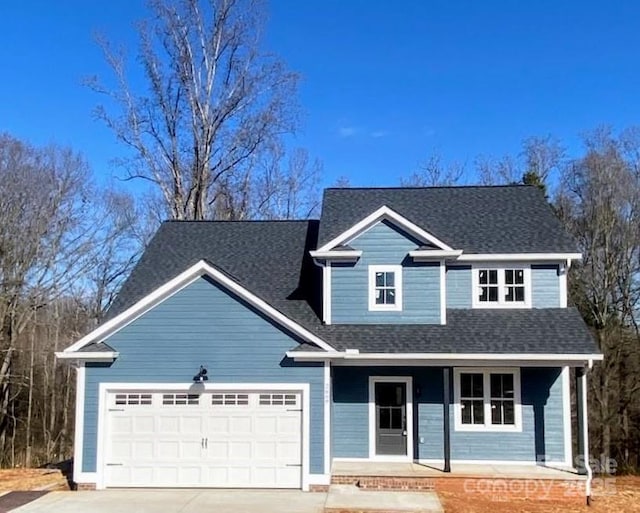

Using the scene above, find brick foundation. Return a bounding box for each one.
[330,475,586,503]
[310,484,330,492]
[75,483,97,491]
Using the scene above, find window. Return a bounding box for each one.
[368,265,403,311]
[162,393,199,406]
[211,393,249,406]
[454,368,521,431]
[474,266,530,308]
[114,393,152,406]
[259,393,298,406]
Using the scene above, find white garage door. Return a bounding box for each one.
[104,389,302,488]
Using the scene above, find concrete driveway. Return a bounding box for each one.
[13,489,327,513]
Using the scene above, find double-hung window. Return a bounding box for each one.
[454,368,522,431]
[474,266,530,307]
[368,265,403,311]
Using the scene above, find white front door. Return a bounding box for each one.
[104,389,302,488]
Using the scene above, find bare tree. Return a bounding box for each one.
[88,0,300,220]
[556,126,640,468]
[251,147,322,220]
[401,153,465,187]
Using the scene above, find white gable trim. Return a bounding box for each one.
[316,205,454,252]
[60,260,337,355]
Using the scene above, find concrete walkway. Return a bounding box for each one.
[325,485,443,513]
[13,489,327,513]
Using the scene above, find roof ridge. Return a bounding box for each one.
[162,219,318,224]
[324,185,535,191]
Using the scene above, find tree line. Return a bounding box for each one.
[0,0,637,473]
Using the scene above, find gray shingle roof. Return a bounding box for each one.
[308,308,598,354]
[99,187,595,357]
[318,186,578,253]
[106,220,322,324]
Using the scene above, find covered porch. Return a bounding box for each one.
[330,461,586,502]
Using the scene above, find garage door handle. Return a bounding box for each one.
[287,409,302,412]
[285,463,302,467]
[106,463,123,466]
[205,438,208,449]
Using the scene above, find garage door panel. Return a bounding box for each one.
[105,389,302,488]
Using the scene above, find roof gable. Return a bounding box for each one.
[61,260,336,355]
[316,205,454,252]
[319,186,579,254]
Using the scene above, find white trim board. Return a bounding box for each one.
[60,260,337,355]
[368,376,414,461]
[316,205,454,253]
[457,253,582,262]
[562,366,573,467]
[323,361,332,475]
[95,382,312,491]
[287,352,604,364]
[72,365,87,483]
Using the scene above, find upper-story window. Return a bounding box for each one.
[368,265,403,311]
[473,266,531,308]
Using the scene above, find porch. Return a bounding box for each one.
[330,461,586,503]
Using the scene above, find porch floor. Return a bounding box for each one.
[331,461,585,481]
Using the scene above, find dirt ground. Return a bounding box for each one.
[440,476,640,513]
[0,469,69,491]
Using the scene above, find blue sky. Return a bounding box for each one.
[1,1,639,187]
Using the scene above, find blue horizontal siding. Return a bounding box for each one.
[331,221,441,324]
[446,266,472,309]
[532,264,561,308]
[82,276,324,475]
[332,366,566,463]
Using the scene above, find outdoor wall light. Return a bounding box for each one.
[193,365,209,382]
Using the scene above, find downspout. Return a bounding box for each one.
[582,363,593,505]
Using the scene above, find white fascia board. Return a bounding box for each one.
[309,250,363,260]
[60,260,336,354]
[287,351,604,363]
[55,351,119,363]
[316,205,454,252]
[409,250,463,260]
[456,253,583,262]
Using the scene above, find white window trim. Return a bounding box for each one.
[471,264,532,309]
[368,265,403,311]
[368,376,414,461]
[453,367,523,432]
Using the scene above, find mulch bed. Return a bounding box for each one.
[0,491,48,513]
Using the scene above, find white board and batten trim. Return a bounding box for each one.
[367,376,414,461]
[60,260,336,356]
[309,250,362,260]
[94,382,311,491]
[317,205,454,253]
[562,366,573,467]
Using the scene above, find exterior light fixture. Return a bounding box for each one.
[193,366,208,382]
